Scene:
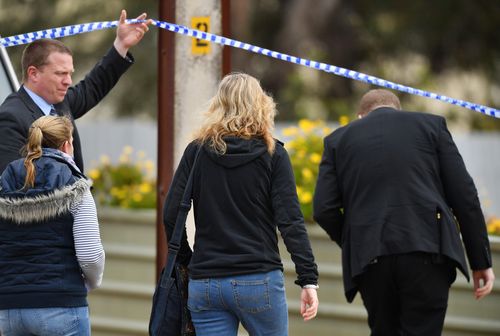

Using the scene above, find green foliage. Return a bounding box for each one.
[284,118,347,222]
[89,146,156,209]
[236,0,500,129]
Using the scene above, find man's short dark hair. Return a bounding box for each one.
[21,39,72,82]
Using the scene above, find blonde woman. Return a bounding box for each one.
[0,116,104,335]
[162,73,319,335]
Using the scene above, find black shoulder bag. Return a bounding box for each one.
[149,146,201,336]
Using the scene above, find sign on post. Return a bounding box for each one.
[191,17,210,55]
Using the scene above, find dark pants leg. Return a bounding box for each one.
[358,253,455,336]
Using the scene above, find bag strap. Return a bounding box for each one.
[163,144,202,279]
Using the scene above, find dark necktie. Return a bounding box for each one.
[49,107,58,116]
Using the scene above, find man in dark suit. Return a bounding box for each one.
[313,89,495,335]
[0,10,150,173]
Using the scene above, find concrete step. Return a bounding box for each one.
[88,280,153,322]
[490,236,500,275]
[288,300,369,336]
[103,243,155,284]
[443,315,500,336]
[91,316,147,336]
[279,224,342,265]
[446,277,500,320]
[98,207,156,246]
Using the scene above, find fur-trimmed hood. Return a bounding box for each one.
[0,178,91,224]
[0,150,90,224]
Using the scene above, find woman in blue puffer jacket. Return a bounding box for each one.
[0,115,104,336]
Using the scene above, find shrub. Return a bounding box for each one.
[88,146,156,209]
[487,217,500,236]
[282,118,346,222]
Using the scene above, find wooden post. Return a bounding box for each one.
[156,0,175,280]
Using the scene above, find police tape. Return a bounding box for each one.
[1,19,499,119]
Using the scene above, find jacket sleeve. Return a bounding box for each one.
[0,111,28,174]
[313,136,344,246]
[71,188,105,290]
[271,145,318,286]
[437,118,492,270]
[64,46,133,120]
[162,144,197,266]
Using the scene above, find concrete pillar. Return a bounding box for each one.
[173,1,223,165]
[174,0,224,246]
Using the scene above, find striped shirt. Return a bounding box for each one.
[70,189,105,290]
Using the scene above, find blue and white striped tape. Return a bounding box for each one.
[1,19,499,119]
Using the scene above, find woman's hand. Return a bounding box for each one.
[300,288,319,321]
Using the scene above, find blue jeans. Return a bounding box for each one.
[0,306,90,336]
[188,269,288,336]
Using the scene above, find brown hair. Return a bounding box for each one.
[21,39,72,82]
[23,116,73,189]
[194,72,277,154]
[357,89,401,117]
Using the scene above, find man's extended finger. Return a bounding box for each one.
[136,12,147,20]
[120,9,127,24]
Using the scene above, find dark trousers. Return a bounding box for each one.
[358,252,456,336]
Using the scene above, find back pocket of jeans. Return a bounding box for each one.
[188,279,210,312]
[232,279,271,313]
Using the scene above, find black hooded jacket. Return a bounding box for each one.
[163,137,318,286]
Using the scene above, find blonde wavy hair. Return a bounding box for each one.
[23,116,73,189]
[194,72,277,154]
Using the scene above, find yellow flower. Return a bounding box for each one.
[299,191,312,204]
[298,119,316,133]
[88,169,100,180]
[110,187,127,200]
[310,153,322,164]
[132,193,143,202]
[282,127,299,137]
[100,155,110,165]
[110,187,121,197]
[487,217,500,235]
[139,182,152,193]
[123,146,134,155]
[339,115,349,126]
[119,154,129,163]
[137,150,146,159]
[144,160,155,172]
[296,150,306,160]
[302,168,313,181]
[90,149,157,209]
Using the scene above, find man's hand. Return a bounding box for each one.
[300,288,319,321]
[473,268,495,300]
[114,9,151,58]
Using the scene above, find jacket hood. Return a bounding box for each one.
[0,149,83,196]
[204,136,268,168]
[0,178,91,224]
[0,150,89,224]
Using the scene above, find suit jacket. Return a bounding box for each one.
[0,47,133,173]
[313,107,492,302]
